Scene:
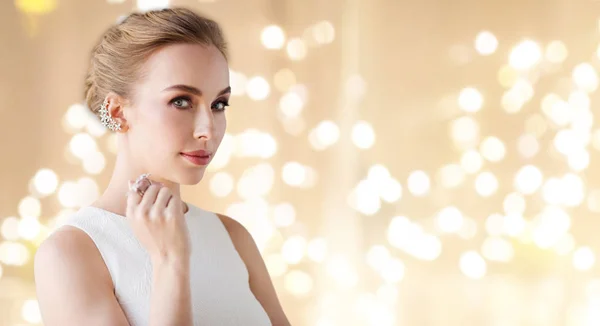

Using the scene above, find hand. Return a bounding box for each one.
[126,174,191,266]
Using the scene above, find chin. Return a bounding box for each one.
[178,169,206,185]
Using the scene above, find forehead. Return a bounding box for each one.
[138,43,229,93]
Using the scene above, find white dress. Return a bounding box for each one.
[61,203,271,326]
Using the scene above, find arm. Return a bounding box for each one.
[34,227,131,326]
[217,214,291,326]
[35,226,194,326]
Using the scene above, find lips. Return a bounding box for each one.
[180,150,212,166]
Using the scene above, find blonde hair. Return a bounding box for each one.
[84,7,228,115]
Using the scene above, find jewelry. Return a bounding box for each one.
[130,173,152,197]
[98,98,122,131]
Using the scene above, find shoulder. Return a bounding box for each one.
[35,226,112,289]
[215,213,256,249]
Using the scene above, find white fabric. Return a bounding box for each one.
[61,204,271,326]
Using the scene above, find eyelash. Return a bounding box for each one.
[169,96,229,112]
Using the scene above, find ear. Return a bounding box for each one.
[104,92,130,132]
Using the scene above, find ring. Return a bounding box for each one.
[131,173,152,197]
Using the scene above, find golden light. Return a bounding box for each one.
[64,103,90,130]
[207,133,233,171]
[573,247,596,271]
[514,165,543,195]
[273,68,296,92]
[0,241,30,266]
[326,255,358,288]
[15,0,57,15]
[18,217,41,241]
[474,31,498,55]
[436,206,464,233]
[458,87,484,113]
[307,238,327,263]
[460,150,484,174]
[246,76,271,100]
[545,40,568,63]
[517,134,540,158]
[282,162,308,187]
[459,251,487,279]
[438,163,466,188]
[261,25,286,49]
[475,171,499,197]
[351,121,376,149]
[481,236,514,262]
[554,233,576,256]
[572,63,599,93]
[532,207,572,249]
[272,203,296,228]
[284,270,313,297]
[237,163,275,199]
[229,70,248,97]
[279,91,304,118]
[345,75,367,101]
[542,177,565,206]
[32,168,59,197]
[509,39,542,70]
[265,254,288,277]
[136,0,169,11]
[379,177,402,203]
[348,179,381,215]
[309,120,340,150]
[480,136,506,162]
[367,245,391,271]
[501,89,525,113]
[524,113,548,138]
[592,129,600,151]
[312,21,336,44]
[82,150,106,175]
[497,64,519,88]
[567,149,590,172]
[503,192,526,215]
[57,181,80,208]
[588,190,600,213]
[450,116,480,149]
[21,299,41,324]
[1,217,20,241]
[209,172,234,197]
[18,196,41,219]
[286,38,307,61]
[281,236,307,264]
[380,258,405,283]
[407,170,430,197]
[69,133,98,160]
[485,213,504,237]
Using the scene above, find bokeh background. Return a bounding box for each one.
[2,0,600,325]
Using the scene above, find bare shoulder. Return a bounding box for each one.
[215,213,291,326]
[35,226,109,279]
[216,213,252,243]
[35,226,128,326]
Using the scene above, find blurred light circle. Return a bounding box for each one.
[261,25,286,49]
[474,31,498,55]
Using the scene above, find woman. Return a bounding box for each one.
[34,7,290,326]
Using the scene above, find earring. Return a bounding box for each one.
[98,98,122,132]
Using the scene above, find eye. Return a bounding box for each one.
[170,96,193,110]
[212,100,229,112]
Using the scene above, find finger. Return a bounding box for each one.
[165,194,181,220]
[154,187,173,209]
[139,184,161,207]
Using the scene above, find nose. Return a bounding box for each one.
[192,104,215,140]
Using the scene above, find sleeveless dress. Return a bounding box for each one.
[61,203,271,326]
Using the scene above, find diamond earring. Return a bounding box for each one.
[98,98,122,132]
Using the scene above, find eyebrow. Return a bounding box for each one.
[162,85,231,97]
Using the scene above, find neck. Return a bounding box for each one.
[92,151,186,216]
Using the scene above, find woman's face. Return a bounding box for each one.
[124,43,230,185]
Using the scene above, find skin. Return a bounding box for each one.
[34,43,290,325]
